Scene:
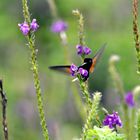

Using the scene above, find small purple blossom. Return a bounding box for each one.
[83,46,91,55]
[18,22,30,36]
[76,45,91,56]
[76,45,83,55]
[125,92,135,107]
[70,64,78,76]
[78,68,88,77]
[18,19,39,35]
[30,19,39,32]
[103,112,122,129]
[51,20,68,33]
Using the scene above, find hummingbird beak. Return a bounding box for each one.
[72,77,78,82]
[81,62,87,66]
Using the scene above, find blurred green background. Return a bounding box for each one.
[0,0,139,139]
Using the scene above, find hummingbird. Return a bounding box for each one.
[49,44,106,82]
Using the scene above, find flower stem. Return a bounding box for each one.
[73,10,85,46]
[79,80,101,127]
[28,37,49,140]
[81,92,102,140]
[22,0,30,23]
[71,84,86,122]
[21,0,49,139]
[79,80,92,110]
[132,0,140,74]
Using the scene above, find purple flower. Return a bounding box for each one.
[103,112,122,129]
[18,22,30,36]
[78,68,88,77]
[83,46,91,55]
[125,92,135,107]
[76,45,83,55]
[30,19,39,32]
[70,64,78,76]
[51,20,68,33]
[76,45,91,56]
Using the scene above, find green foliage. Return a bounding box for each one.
[85,126,125,140]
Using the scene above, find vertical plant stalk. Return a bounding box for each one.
[109,56,130,140]
[132,0,140,74]
[137,110,140,140]
[71,84,86,121]
[72,10,102,126]
[28,37,49,140]
[73,10,85,46]
[0,80,8,140]
[21,0,49,139]
[79,79,92,109]
[73,10,92,112]
[81,92,102,140]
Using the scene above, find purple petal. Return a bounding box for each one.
[103,111,122,129]
[125,92,135,107]
[30,19,39,32]
[70,64,78,76]
[79,68,88,77]
[51,20,68,33]
[18,22,30,36]
[76,45,83,55]
[83,46,91,55]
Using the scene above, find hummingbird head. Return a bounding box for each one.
[84,58,92,64]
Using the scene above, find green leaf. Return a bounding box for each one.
[85,126,126,140]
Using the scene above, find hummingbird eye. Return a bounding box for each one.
[84,58,92,63]
[88,59,92,63]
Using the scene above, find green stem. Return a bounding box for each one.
[71,84,86,122]
[132,0,140,74]
[79,80,92,110]
[22,0,31,23]
[21,0,49,139]
[73,9,85,60]
[28,37,49,140]
[81,92,102,140]
[79,76,101,126]
[73,10,85,46]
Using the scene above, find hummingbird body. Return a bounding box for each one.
[49,44,106,81]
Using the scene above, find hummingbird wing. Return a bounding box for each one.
[89,43,106,73]
[49,65,71,75]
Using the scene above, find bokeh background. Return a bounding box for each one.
[0,0,139,139]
